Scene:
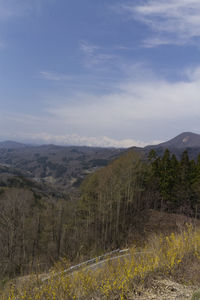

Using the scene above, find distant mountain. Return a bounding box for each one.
[2,133,200,193]
[144,132,200,160]
[147,132,200,150]
[0,141,29,149]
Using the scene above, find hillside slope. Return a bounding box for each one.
[147,132,200,149]
[2,218,200,300]
[145,132,200,159]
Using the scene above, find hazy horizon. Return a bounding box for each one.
[1,0,200,147]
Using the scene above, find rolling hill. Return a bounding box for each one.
[0,140,30,149]
[1,132,200,194]
[0,144,124,194]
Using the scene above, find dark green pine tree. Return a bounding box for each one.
[189,159,197,185]
[159,149,173,209]
[180,150,190,184]
[147,149,162,209]
[148,150,161,178]
[168,154,180,208]
[191,154,200,211]
[148,149,157,162]
[195,153,200,181]
[178,150,193,214]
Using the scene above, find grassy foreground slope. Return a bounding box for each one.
[2,224,200,300]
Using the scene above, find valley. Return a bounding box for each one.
[1,132,200,299]
[0,143,124,195]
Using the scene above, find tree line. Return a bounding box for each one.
[77,149,200,252]
[148,149,200,214]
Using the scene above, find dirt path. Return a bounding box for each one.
[132,279,197,300]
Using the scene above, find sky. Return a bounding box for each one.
[1,0,200,147]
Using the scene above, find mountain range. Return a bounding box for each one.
[1,132,200,150]
[1,132,200,195]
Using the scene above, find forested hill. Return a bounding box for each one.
[0,140,29,149]
[1,132,200,197]
[2,132,200,198]
[79,148,200,252]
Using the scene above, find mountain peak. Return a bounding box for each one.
[155,132,200,149]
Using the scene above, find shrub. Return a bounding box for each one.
[3,225,200,300]
[192,290,200,300]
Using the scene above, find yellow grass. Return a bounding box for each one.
[3,224,200,300]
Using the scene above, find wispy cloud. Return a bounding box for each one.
[142,37,176,48]
[40,71,74,81]
[114,45,135,51]
[80,40,99,55]
[46,65,200,139]
[40,71,62,81]
[0,0,49,20]
[0,0,19,19]
[2,65,200,147]
[80,40,117,67]
[0,0,32,20]
[120,0,200,46]
[0,0,46,48]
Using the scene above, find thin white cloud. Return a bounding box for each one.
[80,40,117,67]
[46,65,200,137]
[40,71,74,81]
[0,0,18,19]
[114,45,136,51]
[0,0,50,20]
[80,40,99,55]
[0,0,33,19]
[142,37,176,48]
[0,0,39,47]
[40,71,62,81]
[121,0,200,46]
[2,66,200,147]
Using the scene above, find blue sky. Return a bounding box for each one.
[1,0,200,147]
